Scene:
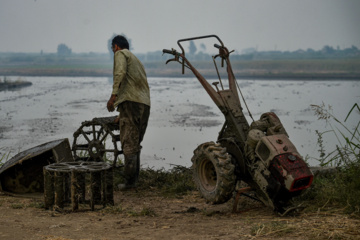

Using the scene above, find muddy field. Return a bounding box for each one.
[1,190,360,240]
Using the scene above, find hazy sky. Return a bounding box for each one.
[1,0,359,54]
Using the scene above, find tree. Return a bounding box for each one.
[189,40,197,55]
[351,45,359,51]
[57,44,72,56]
[322,45,335,54]
[107,33,133,59]
[306,48,315,53]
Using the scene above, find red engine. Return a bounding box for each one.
[255,133,314,194]
[269,153,313,192]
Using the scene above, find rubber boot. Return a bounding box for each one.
[118,154,138,190]
[135,151,141,184]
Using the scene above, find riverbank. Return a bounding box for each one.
[1,58,360,80]
[1,68,359,80]
[0,79,32,90]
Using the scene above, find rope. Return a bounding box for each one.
[235,79,255,122]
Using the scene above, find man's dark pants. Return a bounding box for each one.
[118,101,150,186]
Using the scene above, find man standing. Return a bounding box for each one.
[107,35,150,189]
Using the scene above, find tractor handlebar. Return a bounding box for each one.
[214,44,221,49]
[162,49,174,55]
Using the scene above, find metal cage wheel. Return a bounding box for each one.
[72,116,121,166]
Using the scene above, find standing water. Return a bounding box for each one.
[0,77,359,169]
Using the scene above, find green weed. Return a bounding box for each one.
[28,200,45,209]
[102,204,123,214]
[126,207,156,217]
[201,209,222,217]
[136,165,195,197]
[299,103,360,217]
[126,209,138,217]
[139,207,157,216]
[311,103,359,166]
[0,149,11,167]
[10,203,25,209]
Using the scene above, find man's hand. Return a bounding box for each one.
[114,116,120,124]
[107,94,117,112]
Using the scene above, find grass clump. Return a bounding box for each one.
[301,103,360,217]
[10,203,25,209]
[127,207,156,217]
[28,200,45,209]
[102,204,123,214]
[136,165,195,197]
[311,103,359,166]
[139,207,157,217]
[0,148,11,167]
[308,169,360,216]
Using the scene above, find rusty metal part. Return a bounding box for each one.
[0,138,73,194]
[212,56,224,90]
[176,35,224,74]
[164,35,249,147]
[43,161,114,211]
[260,112,289,137]
[232,186,252,213]
[72,116,122,166]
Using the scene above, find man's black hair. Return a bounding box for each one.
[112,35,129,50]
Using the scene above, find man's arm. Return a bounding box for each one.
[107,94,117,112]
[107,51,127,112]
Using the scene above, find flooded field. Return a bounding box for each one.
[0,77,359,168]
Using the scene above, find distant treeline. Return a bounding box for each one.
[0,45,360,79]
[139,45,360,62]
[1,44,360,63]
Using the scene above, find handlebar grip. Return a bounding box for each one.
[214,44,222,49]
[163,49,173,54]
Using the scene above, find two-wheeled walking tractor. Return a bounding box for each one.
[163,35,313,214]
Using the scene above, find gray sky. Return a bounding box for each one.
[0,0,359,54]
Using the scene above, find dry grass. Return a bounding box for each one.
[241,203,360,239]
[285,212,360,239]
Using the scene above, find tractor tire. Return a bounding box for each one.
[191,142,236,204]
